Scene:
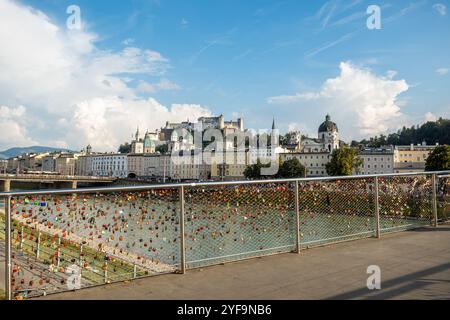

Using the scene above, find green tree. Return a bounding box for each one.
[360,118,450,146]
[118,142,131,154]
[156,144,169,154]
[326,147,363,176]
[244,159,271,179]
[278,158,305,178]
[425,145,450,171]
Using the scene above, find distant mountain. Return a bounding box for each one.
[0,146,74,159]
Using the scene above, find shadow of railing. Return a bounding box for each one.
[328,262,450,300]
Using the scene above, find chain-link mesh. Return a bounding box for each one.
[184,182,296,268]
[438,176,450,222]
[378,175,433,233]
[0,189,180,299]
[297,177,376,248]
[1,173,447,299]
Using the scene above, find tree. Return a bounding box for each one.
[359,118,450,147]
[156,144,169,154]
[118,142,131,154]
[326,147,363,176]
[277,158,305,178]
[425,145,450,171]
[244,159,271,179]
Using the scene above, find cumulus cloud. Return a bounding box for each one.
[267,62,409,140]
[64,97,210,152]
[0,0,207,151]
[424,112,438,122]
[433,3,447,16]
[0,105,37,147]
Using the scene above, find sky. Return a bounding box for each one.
[0,0,449,152]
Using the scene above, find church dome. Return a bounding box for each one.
[318,114,338,133]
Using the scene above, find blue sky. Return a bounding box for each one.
[0,0,449,151]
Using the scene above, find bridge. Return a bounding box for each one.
[0,174,117,191]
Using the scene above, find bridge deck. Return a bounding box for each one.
[33,224,450,300]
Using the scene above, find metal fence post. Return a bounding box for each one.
[179,185,186,274]
[56,234,61,268]
[432,173,438,227]
[374,176,381,239]
[5,196,12,300]
[79,243,83,267]
[20,225,24,251]
[36,231,41,258]
[104,260,108,283]
[294,181,301,253]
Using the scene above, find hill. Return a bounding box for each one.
[356,117,450,147]
[0,146,74,159]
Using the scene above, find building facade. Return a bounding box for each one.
[92,154,128,178]
[357,148,394,175]
[280,152,330,177]
[393,143,438,173]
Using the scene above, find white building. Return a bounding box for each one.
[170,151,210,181]
[357,148,394,175]
[92,153,128,178]
[42,155,57,172]
[280,152,331,177]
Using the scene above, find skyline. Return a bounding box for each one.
[0,0,449,152]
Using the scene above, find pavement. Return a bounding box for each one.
[30,224,450,300]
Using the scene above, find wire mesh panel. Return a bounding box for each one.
[378,175,433,233]
[297,177,376,248]
[1,188,180,299]
[437,176,450,222]
[184,182,296,268]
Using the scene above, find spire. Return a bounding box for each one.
[272,117,276,130]
[135,126,140,140]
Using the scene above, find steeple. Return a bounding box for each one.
[135,126,140,141]
[272,117,276,130]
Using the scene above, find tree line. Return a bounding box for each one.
[352,118,450,148]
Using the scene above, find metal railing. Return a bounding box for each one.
[0,170,449,300]
[0,173,116,181]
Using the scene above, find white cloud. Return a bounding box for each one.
[181,18,189,28]
[136,79,181,94]
[386,70,398,79]
[0,0,210,151]
[424,112,438,122]
[65,97,210,152]
[122,38,134,45]
[267,62,409,140]
[436,68,449,76]
[433,3,447,16]
[267,92,320,104]
[0,105,37,148]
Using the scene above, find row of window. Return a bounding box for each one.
[362,164,391,169]
[365,157,391,161]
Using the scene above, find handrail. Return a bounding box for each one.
[0,174,115,181]
[0,170,449,197]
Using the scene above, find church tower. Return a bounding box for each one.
[131,126,144,154]
[318,114,339,153]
